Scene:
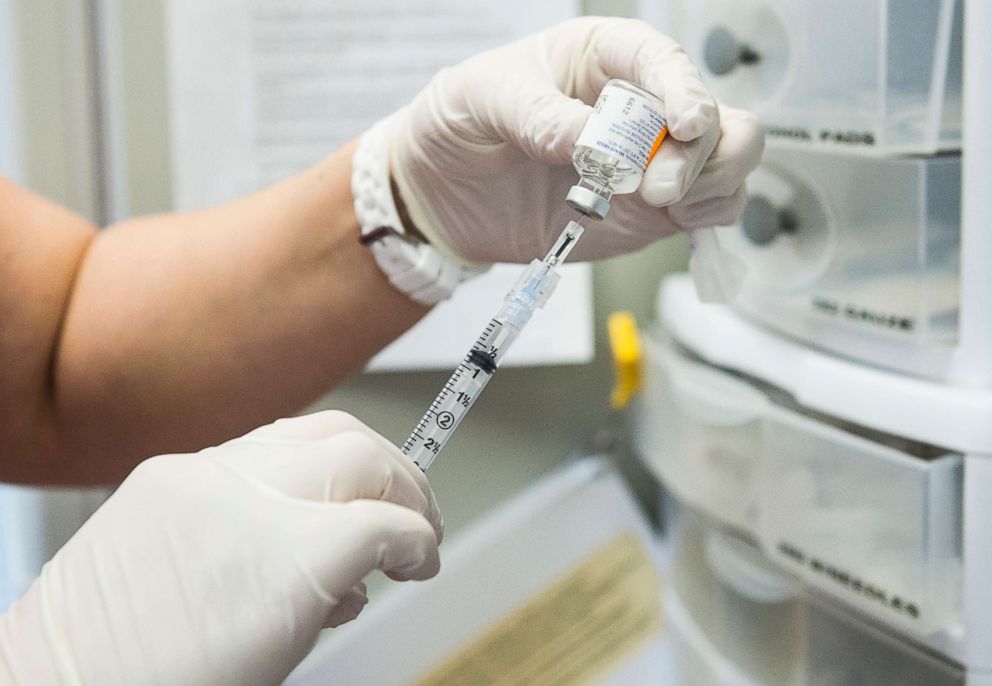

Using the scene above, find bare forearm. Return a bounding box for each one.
[41,141,425,484]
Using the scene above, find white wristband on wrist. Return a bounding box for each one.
[352,118,469,306]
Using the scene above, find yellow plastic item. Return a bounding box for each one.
[608,311,643,409]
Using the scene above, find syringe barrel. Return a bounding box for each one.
[401,222,580,471]
[493,299,535,341]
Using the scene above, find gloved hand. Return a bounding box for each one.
[0,411,442,686]
[389,16,764,264]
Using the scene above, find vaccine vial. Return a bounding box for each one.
[567,79,668,220]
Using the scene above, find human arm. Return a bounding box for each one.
[1,142,428,485]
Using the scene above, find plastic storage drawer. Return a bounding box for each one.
[674,0,962,153]
[636,332,963,635]
[664,500,966,686]
[720,148,961,381]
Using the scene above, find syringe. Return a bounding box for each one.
[402,219,585,470]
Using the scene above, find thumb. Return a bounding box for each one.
[325,583,369,629]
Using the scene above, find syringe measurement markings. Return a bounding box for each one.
[406,357,488,449]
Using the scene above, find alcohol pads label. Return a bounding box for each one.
[575,85,668,171]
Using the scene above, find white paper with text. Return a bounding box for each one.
[167,0,592,369]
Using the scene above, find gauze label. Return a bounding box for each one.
[575,84,668,172]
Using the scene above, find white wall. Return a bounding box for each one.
[0,0,23,179]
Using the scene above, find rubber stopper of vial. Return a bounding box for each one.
[566,185,610,221]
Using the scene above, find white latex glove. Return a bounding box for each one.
[0,411,442,686]
[390,16,764,264]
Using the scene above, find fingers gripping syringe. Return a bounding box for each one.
[401,220,585,470]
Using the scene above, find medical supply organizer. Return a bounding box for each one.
[634,0,992,681]
[635,276,992,685]
[672,0,992,389]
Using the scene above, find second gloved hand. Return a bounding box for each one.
[389,16,764,265]
[0,411,442,686]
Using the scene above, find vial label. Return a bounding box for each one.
[575,85,668,171]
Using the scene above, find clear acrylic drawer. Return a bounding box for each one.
[674,0,962,153]
[635,333,767,530]
[720,148,961,381]
[636,333,963,634]
[664,501,966,686]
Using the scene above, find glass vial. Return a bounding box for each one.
[567,79,668,220]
